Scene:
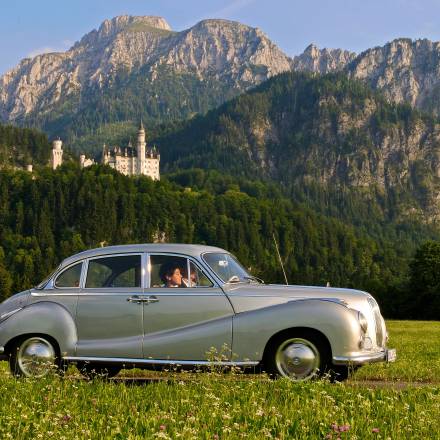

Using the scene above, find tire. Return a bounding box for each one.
[264,330,331,382]
[78,363,121,379]
[9,336,61,378]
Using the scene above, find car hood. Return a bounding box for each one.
[222,283,372,313]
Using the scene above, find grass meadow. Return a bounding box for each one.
[0,321,439,439]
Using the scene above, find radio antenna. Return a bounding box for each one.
[273,233,288,285]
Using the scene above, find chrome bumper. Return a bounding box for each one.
[333,348,396,366]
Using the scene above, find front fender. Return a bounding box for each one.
[0,301,77,356]
[232,299,362,361]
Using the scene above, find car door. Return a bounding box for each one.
[142,254,234,361]
[75,253,145,358]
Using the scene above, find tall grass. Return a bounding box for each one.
[0,321,438,439]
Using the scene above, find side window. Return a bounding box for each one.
[149,255,214,288]
[55,263,82,288]
[85,255,141,288]
[150,255,188,288]
[189,261,213,287]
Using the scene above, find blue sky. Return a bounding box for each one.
[1,0,439,75]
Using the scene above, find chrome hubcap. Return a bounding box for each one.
[17,337,56,378]
[275,338,320,381]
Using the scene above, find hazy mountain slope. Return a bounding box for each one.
[293,39,440,116]
[156,72,440,223]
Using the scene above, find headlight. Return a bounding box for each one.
[357,311,368,332]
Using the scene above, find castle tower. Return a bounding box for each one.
[51,138,63,170]
[101,144,109,165]
[137,120,146,174]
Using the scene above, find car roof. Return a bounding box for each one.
[60,243,227,267]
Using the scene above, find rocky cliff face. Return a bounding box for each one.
[347,38,440,116]
[0,15,291,123]
[160,72,440,222]
[292,44,356,74]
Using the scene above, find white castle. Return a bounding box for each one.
[50,121,160,180]
[102,121,160,180]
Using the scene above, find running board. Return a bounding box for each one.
[63,356,259,367]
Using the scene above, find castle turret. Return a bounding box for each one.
[51,138,63,169]
[101,144,109,165]
[137,120,146,174]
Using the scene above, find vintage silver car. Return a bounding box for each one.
[0,244,396,380]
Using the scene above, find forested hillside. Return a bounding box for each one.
[0,124,51,168]
[0,165,426,316]
[156,72,440,226]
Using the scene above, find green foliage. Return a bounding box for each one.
[0,165,418,305]
[405,241,440,319]
[0,124,51,168]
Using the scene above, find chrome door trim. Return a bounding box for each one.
[63,356,259,367]
[32,291,80,297]
[138,291,224,297]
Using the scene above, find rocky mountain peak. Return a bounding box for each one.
[74,15,172,50]
[292,44,356,74]
[98,15,171,35]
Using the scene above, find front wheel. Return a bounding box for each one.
[264,331,331,381]
[9,336,61,378]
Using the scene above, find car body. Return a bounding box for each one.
[0,244,396,380]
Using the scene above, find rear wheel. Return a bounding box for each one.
[78,363,121,379]
[9,336,61,378]
[265,331,331,381]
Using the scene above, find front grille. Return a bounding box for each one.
[367,297,384,347]
[374,309,384,347]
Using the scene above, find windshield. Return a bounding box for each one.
[202,253,252,283]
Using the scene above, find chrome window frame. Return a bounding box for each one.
[146,253,218,289]
[82,252,146,290]
[50,261,85,290]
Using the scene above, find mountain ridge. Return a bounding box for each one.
[0,15,291,125]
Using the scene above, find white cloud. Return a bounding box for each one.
[27,40,73,58]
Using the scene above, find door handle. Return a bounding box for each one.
[127,295,159,304]
[127,295,146,304]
